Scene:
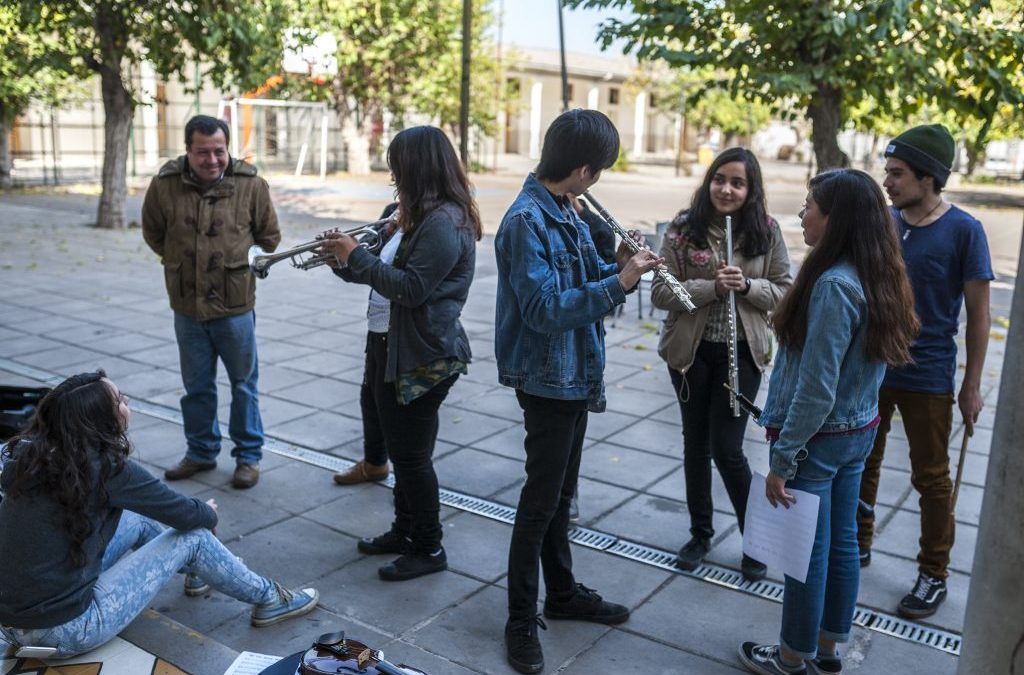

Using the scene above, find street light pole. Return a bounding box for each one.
[459,0,472,167]
[557,0,570,111]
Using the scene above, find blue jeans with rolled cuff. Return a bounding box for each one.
[776,427,877,659]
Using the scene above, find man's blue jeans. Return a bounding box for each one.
[174,310,263,464]
[776,427,877,659]
[0,511,274,658]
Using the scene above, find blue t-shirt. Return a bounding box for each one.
[883,205,993,394]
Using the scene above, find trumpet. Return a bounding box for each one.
[248,218,392,279]
[581,191,696,313]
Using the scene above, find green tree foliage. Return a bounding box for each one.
[298,0,498,174]
[17,0,293,228]
[568,0,1024,171]
[0,6,77,186]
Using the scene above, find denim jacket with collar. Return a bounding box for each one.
[759,261,885,479]
[494,174,626,410]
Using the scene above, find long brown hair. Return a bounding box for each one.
[772,169,919,365]
[387,126,482,240]
[6,371,130,567]
[674,147,773,258]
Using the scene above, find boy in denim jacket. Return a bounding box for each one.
[494,109,662,674]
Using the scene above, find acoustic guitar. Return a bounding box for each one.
[299,631,428,675]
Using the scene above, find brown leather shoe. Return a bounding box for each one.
[165,457,217,481]
[232,462,260,489]
[333,460,389,485]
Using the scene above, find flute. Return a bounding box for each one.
[581,191,696,313]
[725,215,741,417]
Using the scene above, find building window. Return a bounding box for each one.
[649,93,657,108]
[609,88,620,105]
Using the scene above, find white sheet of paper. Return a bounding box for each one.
[742,472,820,584]
[223,651,283,675]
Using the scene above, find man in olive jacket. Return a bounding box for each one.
[142,115,281,489]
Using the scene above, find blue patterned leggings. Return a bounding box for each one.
[2,511,274,658]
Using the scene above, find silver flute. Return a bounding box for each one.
[581,191,696,313]
[725,215,740,417]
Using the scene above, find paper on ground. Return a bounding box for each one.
[742,472,820,584]
[223,651,283,675]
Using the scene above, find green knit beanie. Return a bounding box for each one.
[884,124,955,183]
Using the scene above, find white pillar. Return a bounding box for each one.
[139,61,159,167]
[587,86,599,111]
[633,90,647,157]
[529,80,543,160]
[957,227,1024,674]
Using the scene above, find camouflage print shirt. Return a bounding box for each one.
[396,357,468,405]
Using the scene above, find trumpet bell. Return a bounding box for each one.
[248,245,270,279]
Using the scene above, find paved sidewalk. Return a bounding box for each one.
[0,175,1012,673]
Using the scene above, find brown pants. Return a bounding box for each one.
[857,387,955,579]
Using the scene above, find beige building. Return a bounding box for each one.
[499,47,682,161]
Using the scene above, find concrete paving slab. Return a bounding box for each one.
[592,493,689,551]
[604,417,687,458]
[435,447,524,498]
[874,508,978,576]
[248,364,318,393]
[408,584,606,675]
[302,481,401,541]
[206,606,343,661]
[226,517,361,589]
[0,334,68,357]
[576,441,678,490]
[317,555,486,635]
[627,574,781,663]
[449,384,522,422]
[857,553,969,631]
[441,512,512,583]
[275,349,363,376]
[572,476,636,526]
[437,406,517,447]
[80,331,169,355]
[65,355,158,380]
[561,628,744,674]
[469,424,527,459]
[192,485,294,541]
[257,396,317,428]
[271,377,362,410]
[269,409,364,450]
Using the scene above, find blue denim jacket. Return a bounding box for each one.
[759,261,885,479]
[494,174,626,409]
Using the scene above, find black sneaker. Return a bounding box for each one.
[897,573,947,618]
[675,536,710,571]
[737,642,807,674]
[357,528,412,555]
[807,652,843,674]
[742,554,768,582]
[543,583,629,624]
[858,547,871,568]
[505,615,546,674]
[377,548,447,581]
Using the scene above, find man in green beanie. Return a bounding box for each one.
[857,124,993,619]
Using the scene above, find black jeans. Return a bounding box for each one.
[360,338,388,466]
[365,332,456,553]
[507,390,587,620]
[668,339,760,541]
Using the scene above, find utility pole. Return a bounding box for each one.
[957,216,1024,674]
[459,0,472,167]
[557,0,570,111]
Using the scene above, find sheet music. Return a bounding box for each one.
[742,473,820,584]
[222,651,282,675]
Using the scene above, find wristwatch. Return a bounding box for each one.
[740,278,752,295]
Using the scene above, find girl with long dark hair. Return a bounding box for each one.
[0,371,318,659]
[652,147,792,580]
[738,169,919,675]
[319,125,481,582]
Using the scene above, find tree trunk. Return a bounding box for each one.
[91,5,134,229]
[965,119,992,178]
[340,114,372,175]
[0,119,12,188]
[806,84,845,170]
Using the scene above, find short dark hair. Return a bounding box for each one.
[185,115,230,149]
[536,109,619,182]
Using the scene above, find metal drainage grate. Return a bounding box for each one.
[0,357,963,656]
